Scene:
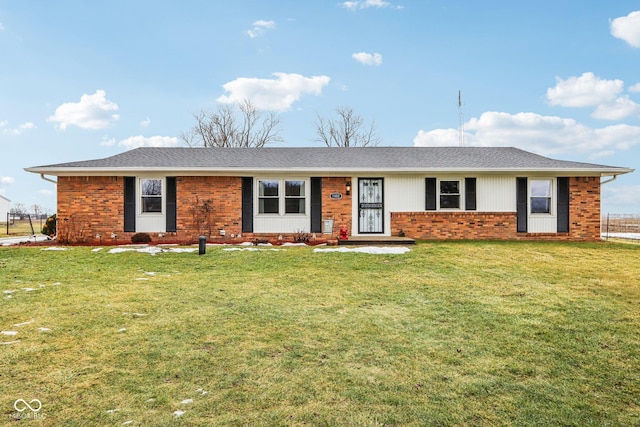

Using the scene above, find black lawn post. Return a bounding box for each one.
[198,236,206,255]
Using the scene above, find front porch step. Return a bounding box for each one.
[338,236,416,246]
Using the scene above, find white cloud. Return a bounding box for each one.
[1,121,35,135]
[217,72,331,111]
[48,90,120,130]
[118,135,179,149]
[352,52,383,66]
[610,11,640,48]
[413,111,640,157]
[247,20,276,38]
[629,83,640,93]
[1,176,15,184]
[592,95,640,120]
[547,72,623,107]
[341,0,402,10]
[140,117,151,127]
[100,135,116,147]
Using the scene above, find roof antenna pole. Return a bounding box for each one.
[458,90,464,147]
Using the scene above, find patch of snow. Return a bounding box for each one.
[106,408,120,414]
[117,328,127,333]
[135,278,149,281]
[42,246,68,251]
[132,313,146,317]
[52,282,61,286]
[314,246,411,255]
[173,410,185,418]
[144,272,156,276]
[38,327,51,332]
[1,331,18,336]
[108,246,197,255]
[22,288,38,292]
[122,421,133,426]
[180,399,193,404]
[0,235,50,246]
[13,319,34,327]
[92,248,103,252]
[0,340,20,345]
[3,290,16,294]
[196,388,208,396]
[281,242,308,247]
[602,232,640,240]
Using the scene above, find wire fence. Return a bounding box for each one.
[601,214,640,241]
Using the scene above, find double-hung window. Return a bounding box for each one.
[285,180,305,214]
[141,179,162,213]
[530,179,552,214]
[258,180,280,214]
[258,179,306,215]
[439,180,461,209]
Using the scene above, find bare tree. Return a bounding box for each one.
[314,105,381,147]
[10,202,28,219]
[180,100,283,148]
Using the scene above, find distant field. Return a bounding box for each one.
[1,241,639,425]
[0,219,42,236]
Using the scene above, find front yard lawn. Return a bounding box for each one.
[1,241,639,425]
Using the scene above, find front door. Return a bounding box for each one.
[358,178,384,233]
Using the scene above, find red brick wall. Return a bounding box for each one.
[56,176,125,243]
[568,176,600,240]
[176,176,243,241]
[391,211,518,240]
[321,177,353,237]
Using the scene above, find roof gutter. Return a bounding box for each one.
[39,173,57,185]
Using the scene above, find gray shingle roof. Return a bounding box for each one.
[26,146,633,175]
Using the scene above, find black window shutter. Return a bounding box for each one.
[242,177,253,233]
[166,177,177,232]
[516,177,528,233]
[465,177,477,211]
[425,178,437,211]
[557,177,569,233]
[310,177,322,233]
[124,177,136,232]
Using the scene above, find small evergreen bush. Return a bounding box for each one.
[42,214,57,236]
[131,232,152,243]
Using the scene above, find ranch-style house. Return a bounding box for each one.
[25,146,633,243]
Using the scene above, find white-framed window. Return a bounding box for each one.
[141,178,162,213]
[258,180,280,214]
[530,178,553,214]
[257,179,307,215]
[439,180,461,209]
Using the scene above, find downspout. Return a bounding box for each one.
[39,174,57,185]
[600,174,617,241]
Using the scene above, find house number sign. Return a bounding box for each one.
[330,192,343,200]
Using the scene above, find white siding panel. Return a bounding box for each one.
[385,176,425,211]
[254,216,310,233]
[528,216,557,233]
[477,176,515,212]
[136,215,166,233]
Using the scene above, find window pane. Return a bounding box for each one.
[285,198,305,214]
[259,180,279,197]
[142,196,162,213]
[440,195,460,209]
[531,180,551,197]
[440,181,460,194]
[142,179,162,196]
[285,180,305,197]
[531,197,551,214]
[259,198,279,214]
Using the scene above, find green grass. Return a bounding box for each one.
[1,241,639,426]
[0,220,41,236]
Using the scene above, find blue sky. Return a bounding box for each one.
[1,0,639,214]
